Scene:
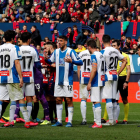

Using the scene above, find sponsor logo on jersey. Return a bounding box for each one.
[101,75,105,81]
[82,72,90,77]
[0,71,9,76]
[109,70,117,75]
[59,58,65,66]
[22,71,32,77]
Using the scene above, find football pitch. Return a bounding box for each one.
[0,102,140,140]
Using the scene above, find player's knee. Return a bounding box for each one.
[26,96,33,103]
[66,97,73,106]
[122,98,128,104]
[56,97,62,104]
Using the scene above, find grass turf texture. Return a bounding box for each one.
[0,102,140,140]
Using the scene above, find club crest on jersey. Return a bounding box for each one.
[59,58,65,66]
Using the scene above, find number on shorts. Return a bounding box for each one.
[67,85,72,91]
[0,55,10,68]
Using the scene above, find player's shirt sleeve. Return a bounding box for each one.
[91,54,97,67]
[50,50,56,63]
[34,49,40,62]
[126,54,130,66]
[71,50,83,65]
[117,50,124,60]
[14,45,22,60]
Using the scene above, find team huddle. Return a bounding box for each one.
[0,30,130,128]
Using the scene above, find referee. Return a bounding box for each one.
[101,40,130,124]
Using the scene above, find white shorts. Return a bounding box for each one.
[22,83,35,97]
[54,84,73,97]
[80,84,89,99]
[90,86,103,102]
[102,80,118,99]
[116,90,120,100]
[0,83,24,101]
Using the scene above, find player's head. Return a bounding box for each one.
[86,39,97,54]
[112,40,120,50]
[21,32,31,44]
[44,42,54,55]
[137,45,140,56]
[58,36,67,50]
[17,34,22,47]
[102,35,111,46]
[4,30,16,44]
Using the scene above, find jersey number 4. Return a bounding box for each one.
[0,55,10,68]
[22,56,32,69]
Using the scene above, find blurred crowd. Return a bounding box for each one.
[1,0,140,33]
[0,24,139,54]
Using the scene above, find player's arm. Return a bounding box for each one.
[65,50,83,65]
[44,51,55,64]
[77,66,81,81]
[87,63,97,91]
[123,56,131,89]
[35,61,42,69]
[15,59,23,88]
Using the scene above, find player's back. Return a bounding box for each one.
[78,50,91,85]
[0,43,21,83]
[20,45,38,83]
[91,51,105,87]
[101,46,124,80]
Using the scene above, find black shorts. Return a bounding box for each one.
[117,76,128,98]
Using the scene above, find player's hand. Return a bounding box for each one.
[64,56,72,63]
[87,83,91,91]
[123,82,128,90]
[19,78,23,88]
[43,52,49,60]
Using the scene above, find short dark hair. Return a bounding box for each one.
[102,35,111,43]
[126,37,131,40]
[21,32,31,43]
[4,30,16,42]
[87,39,96,48]
[30,39,36,47]
[112,40,120,46]
[59,36,67,41]
[73,25,77,28]
[138,44,140,49]
[32,25,36,29]
[125,42,130,47]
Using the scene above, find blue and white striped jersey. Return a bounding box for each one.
[78,50,91,85]
[91,51,105,87]
[100,46,124,81]
[0,43,21,83]
[20,45,40,83]
[49,47,82,85]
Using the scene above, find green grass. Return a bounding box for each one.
[0,102,140,140]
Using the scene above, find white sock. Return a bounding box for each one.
[27,102,32,119]
[113,101,117,122]
[0,101,3,117]
[10,101,16,122]
[92,104,96,122]
[106,100,113,123]
[19,103,29,122]
[94,103,101,126]
[68,107,73,124]
[80,100,86,122]
[56,104,63,123]
[116,103,120,120]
